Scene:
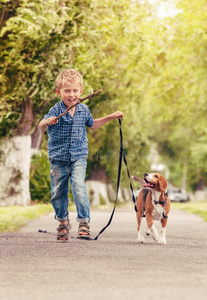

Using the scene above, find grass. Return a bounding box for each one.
[0,204,54,233]
[0,203,77,233]
[171,200,207,222]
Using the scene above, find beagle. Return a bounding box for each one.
[132,173,170,244]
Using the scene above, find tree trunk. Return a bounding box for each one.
[31,125,44,151]
[0,97,33,206]
[0,135,31,206]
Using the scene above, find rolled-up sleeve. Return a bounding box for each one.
[85,107,94,128]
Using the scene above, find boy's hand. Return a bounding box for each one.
[91,111,123,130]
[111,111,123,119]
[46,116,58,126]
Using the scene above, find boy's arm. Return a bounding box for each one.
[90,111,123,130]
[39,116,58,129]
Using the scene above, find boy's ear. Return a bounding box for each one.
[56,89,61,96]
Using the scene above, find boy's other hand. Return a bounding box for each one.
[111,111,123,119]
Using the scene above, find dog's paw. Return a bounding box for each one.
[158,238,167,245]
[150,225,160,243]
[137,238,145,243]
[137,232,145,243]
[152,237,161,243]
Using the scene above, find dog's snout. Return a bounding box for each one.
[144,173,148,177]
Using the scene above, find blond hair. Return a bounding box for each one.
[55,69,83,90]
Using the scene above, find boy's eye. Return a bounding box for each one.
[64,89,78,93]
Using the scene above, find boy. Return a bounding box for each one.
[39,69,123,242]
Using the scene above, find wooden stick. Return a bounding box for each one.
[56,89,103,120]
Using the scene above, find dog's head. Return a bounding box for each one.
[143,173,168,192]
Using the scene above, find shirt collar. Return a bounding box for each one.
[60,101,83,115]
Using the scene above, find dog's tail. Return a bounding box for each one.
[132,176,145,185]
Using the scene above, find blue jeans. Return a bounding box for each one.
[50,159,90,223]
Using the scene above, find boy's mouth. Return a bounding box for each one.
[68,98,76,103]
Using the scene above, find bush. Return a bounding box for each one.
[30,150,51,203]
[99,194,107,205]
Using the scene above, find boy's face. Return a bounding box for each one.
[56,83,83,108]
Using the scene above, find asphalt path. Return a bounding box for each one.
[0,204,207,300]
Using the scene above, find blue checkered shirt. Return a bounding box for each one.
[44,101,94,162]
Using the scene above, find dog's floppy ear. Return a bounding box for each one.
[159,176,168,191]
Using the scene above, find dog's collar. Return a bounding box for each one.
[154,200,167,205]
[154,192,168,205]
[151,190,168,218]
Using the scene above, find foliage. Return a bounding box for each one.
[137,0,207,190]
[0,0,91,136]
[30,150,51,203]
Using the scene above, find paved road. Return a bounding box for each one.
[0,204,207,300]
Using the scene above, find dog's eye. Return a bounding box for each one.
[154,175,159,178]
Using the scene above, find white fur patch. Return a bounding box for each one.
[151,190,163,221]
[146,174,153,181]
[150,224,160,243]
[159,227,167,244]
[137,219,145,243]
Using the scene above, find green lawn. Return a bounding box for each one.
[171,200,207,222]
[0,204,54,233]
[0,203,79,233]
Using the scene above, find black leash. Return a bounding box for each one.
[94,118,137,240]
[39,118,137,240]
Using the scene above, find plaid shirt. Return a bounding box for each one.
[44,101,94,162]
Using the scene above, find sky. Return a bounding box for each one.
[138,0,181,19]
[156,1,181,18]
